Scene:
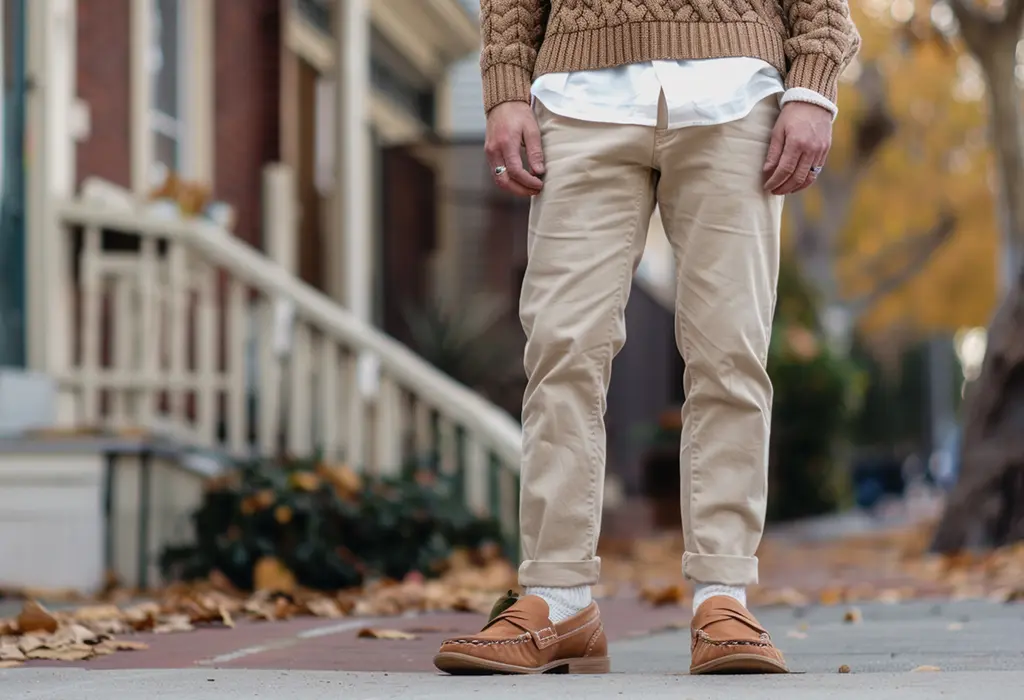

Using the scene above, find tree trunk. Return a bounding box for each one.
[932,15,1024,552]
[932,284,1024,551]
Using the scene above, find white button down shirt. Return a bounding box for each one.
[531,57,837,129]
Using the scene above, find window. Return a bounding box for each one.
[294,0,331,34]
[370,29,436,128]
[149,0,187,188]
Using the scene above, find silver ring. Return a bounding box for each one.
[810,165,824,175]
[494,165,507,176]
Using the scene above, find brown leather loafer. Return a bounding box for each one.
[434,595,609,675]
[690,595,789,674]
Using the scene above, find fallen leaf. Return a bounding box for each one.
[843,607,863,624]
[103,639,150,651]
[219,606,235,628]
[994,588,1024,604]
[253,557,297,594]
[17,636,46,654]
[754,587,809,608]
[357,628,418,640]
[912,665,942,673]
[787,630,808,639]
[152,614,194,634]
[26,647,94,661]
[877,589,904,604]
[0,643,25,661]
[304,598,343,619]
[838,664,851,674]
[70,604,123,622]
[16,602,58,634]
[818,587,844,606]
[639,584,685,607]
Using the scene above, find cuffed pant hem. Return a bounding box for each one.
[518,558,602,588]
[682,553,759,586]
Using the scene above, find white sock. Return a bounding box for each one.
[524,586,592,623]
[693,583,747,613]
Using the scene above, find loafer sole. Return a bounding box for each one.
[434,652,611,675]
[691,653,789,675]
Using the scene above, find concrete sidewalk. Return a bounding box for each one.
[3,600,1022,698]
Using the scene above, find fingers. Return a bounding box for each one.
[485,113,543,197]
[523,119,546,177]
[486,152,537,197]
[762,120,785,176]
[774,151,816,195]
[764,132,802,193]
[501,139,544,192]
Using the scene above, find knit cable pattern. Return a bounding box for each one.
[479,0,859,111]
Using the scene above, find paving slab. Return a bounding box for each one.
[2,601,1021,698]
[4,668,1023,699]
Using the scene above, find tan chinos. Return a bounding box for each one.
[517,94,783,589]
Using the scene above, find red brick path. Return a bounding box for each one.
[22,597,690,673]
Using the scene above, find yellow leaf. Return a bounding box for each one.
[274,505,293,524]
[818,587,845,606]
[253,556,297,594]
[289,471,320,492]
[317,463,362,498]
[912,665,942,673]
[838,664,851,674]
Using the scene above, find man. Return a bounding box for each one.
[435,0,859,676]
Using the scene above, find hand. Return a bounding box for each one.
[485,101,545,197]
[763,102,833,196]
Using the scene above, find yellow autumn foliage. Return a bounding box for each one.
[794,2,999,337]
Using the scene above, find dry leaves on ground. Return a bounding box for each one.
[0,552,517,666]
[605,521,1024,610]
[0,602,149,665]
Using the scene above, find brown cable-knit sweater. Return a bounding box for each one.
[480,0,860,111]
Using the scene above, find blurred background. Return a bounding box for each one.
[0,0,1021,608]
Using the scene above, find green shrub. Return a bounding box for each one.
[766,322,866,521]
[160,457,505,591]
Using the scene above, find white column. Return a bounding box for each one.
[25,0,76,409]
[263,164,298,275]
[336,0,372,322]
[184,0,215,185]
[130,0,153,194]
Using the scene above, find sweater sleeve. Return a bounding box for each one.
[479,0,549,113]
[781,0,861,104]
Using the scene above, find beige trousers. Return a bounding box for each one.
[518,94,783,589]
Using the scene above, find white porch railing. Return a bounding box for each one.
[52,195,522,545]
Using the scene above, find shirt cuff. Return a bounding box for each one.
[779,88,838,122]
